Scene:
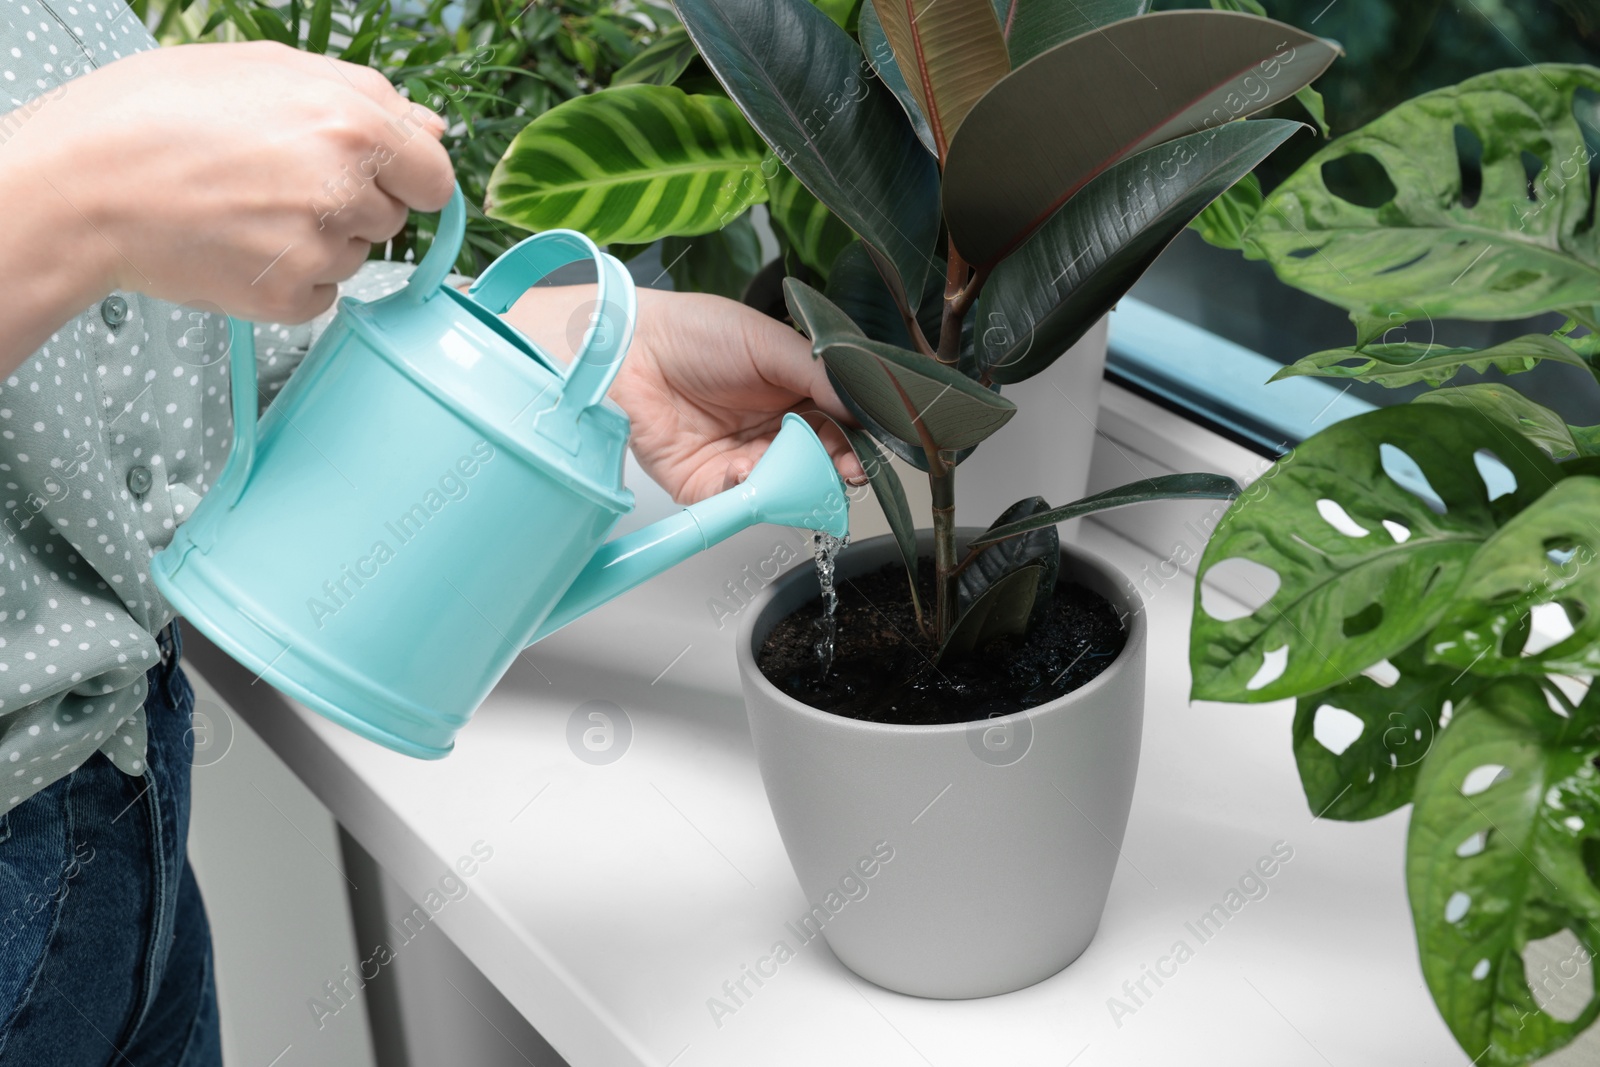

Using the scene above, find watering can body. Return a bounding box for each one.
[150,186,848,759]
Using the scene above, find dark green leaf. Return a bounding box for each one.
[486,84,770,244]
[660,214,763,298]
[1243,66,1600,330]
[939,564,1042,661]
[1406,680,1600,1066]
[811,0,860,29]
[1190,406,1561,703]
[843,426,922,623]
[1429,476,1600,676]
[971,473,1240,548]
[858,0,936,156]
[1291,642,1479,822]
[944,10,1339,267]
[674,0,941,310]
[819,336,1016,453]
[611,27,701,86]
[1272,333,1595,389]
[975,119,1301,383]
[959,497,1058,628]
[995,0,1148,67]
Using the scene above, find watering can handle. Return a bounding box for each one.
[467,229,637,447]
[200,316,259,538]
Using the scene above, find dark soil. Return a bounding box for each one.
[757,560,1128,726]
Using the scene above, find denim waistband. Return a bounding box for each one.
[150,621,184,707]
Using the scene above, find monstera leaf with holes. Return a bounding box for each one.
[1240,65,1600,336]
[1406,680,1600,1067]
[494,0,1329,649]
[1191,405,1561,703]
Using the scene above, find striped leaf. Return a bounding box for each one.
[611,27,701,86]
[768,165,855,279]
[486,84,771,245]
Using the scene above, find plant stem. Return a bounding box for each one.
[936,251,969,366]
[930,463,957,644]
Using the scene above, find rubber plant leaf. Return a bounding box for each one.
[857,0,937,156]
[842,426,922,623]
[958,496,1059,629]
[1242,65,1600,331]
[1205,0,1328,135]
[1290,641,1480,823]
[1428,476,1600,676]
[1189,405,1561,703]
[674,0,941,312]
[611,27,701,86]
[866,0,1010,160]
[975,118,1302,383]
[660,214,764,299]
[796,267,964,474]
[486,84,769,244]
[1271,333,1595,389]
[939,564,1041,662]
[1414,384,1595,461]
[992,0,1148,67]
[944,9,1339,268]
[767,165,856,281]
[970,473,1240,548]
[819,336,1017,454]
[1406,679,1600,1067]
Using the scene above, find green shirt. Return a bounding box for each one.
[0,0,417,812]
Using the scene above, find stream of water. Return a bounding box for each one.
[811,531,849,673]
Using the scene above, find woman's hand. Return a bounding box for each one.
[502,286,867,504]
[1,40,453,354]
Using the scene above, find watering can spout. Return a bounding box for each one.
[530,413,848,644]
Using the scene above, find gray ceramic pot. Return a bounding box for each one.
[737,530,1147,999]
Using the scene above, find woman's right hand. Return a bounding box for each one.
[5,40,454,325]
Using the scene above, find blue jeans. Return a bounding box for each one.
[0,623,221,1065]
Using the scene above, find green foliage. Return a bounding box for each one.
[1189,61,1600,1065]
[146,0,671,274]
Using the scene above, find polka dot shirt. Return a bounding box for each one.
[0,0,418,813]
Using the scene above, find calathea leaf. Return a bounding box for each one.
[867,0,1011,159]
[766,165,855,281]
[992,0,1148,68]
[1242,65,1600,330]
[943,10,1339,267]
[1406,679,1600,1067]
[611,27,700,86]
[959,496,1058,628]
[841,426,922,623]
[660,214,764,299]
[1291,641,1480,823]
[857,0,936,156]
[1271,333,1595,389]
[1429,476,1600,676]
[485,84,769,244]
[971,473,1241,548]
[674,0,941,312]
[1415,384,1594,460]
[1190,405,1561,704]
[939,564,1042,662]
[974,119,1302,383]
[1191,172,1263,252]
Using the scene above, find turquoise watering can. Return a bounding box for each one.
[150,185,849,759]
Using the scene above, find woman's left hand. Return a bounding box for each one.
[502,285,867,504]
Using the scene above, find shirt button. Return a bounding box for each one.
[101,296,129,329]
[126,466,153,496]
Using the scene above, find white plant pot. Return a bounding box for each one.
[736,528,1146,999]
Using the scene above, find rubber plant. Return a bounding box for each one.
[486,0,1338,652]
[1188,65,1600,1066]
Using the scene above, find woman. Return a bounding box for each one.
[0,8,862,1062]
